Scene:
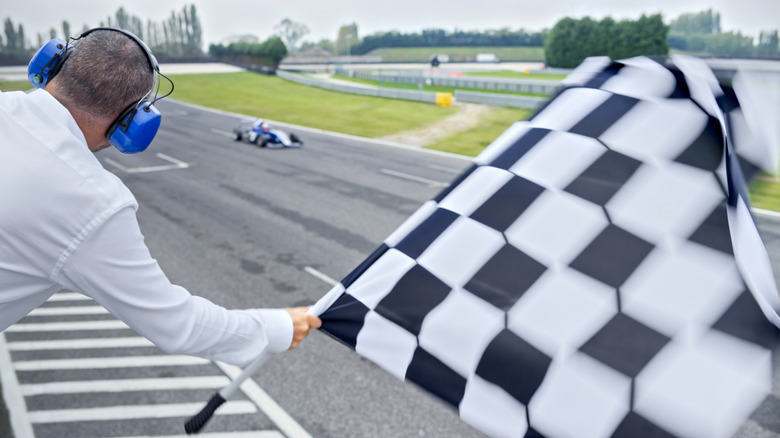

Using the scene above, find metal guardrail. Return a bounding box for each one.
[276,70,548,109]
[276,70,437,104]
[336,68,563,95]
[454,90,547,110]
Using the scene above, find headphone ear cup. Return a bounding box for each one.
[27,38,69,88]
[107,103,161,154]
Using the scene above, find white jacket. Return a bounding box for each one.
[0,89,292,366]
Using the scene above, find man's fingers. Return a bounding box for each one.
[284,306,322,350]
[308,314,322,329]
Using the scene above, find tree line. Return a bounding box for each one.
[545,14,669,68]
[668,9,778,57]
[0,5,206,62]
[2,8,778,68]
[293,10,778,65]
[350,28,545,55]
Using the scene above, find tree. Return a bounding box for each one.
[758,30,779,55]
[208,35,287,68]
[544,17,584,68]
[274,18,309,54]
[336,23,358,55]
[62,21,71,39]
[183,4,203,55]
[17,23,26,53]
[545,14,669,68]
[300,38,335,54]
[670,9,720,35]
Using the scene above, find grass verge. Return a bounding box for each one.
[0,80,33,92]
[331,74,550,98]
[750,176,780,212]
[169,72,457,138]
[427,107,532,156]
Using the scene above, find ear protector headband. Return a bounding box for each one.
[27,27,174,154]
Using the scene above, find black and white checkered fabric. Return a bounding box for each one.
[312,56,780,438]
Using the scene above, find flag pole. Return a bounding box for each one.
[184,351,272,434]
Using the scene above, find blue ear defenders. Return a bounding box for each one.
[27,27,172,154]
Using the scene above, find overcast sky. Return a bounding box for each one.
[4,0,779,47]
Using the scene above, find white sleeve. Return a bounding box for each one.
[57,206,293,367]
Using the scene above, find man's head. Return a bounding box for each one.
[40,29,163,152]
[49,29,155,122]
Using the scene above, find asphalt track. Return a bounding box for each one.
[3,97,780,437]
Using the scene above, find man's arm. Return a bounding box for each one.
[58,206,318,366]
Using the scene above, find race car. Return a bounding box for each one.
[232,118,303,148]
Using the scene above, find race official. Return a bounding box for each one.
[0,28,320,366]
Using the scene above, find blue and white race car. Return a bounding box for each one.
[232,118,303,148]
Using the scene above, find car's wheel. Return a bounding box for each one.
[233,132,242,141]
[290,133,301,144]
[259,139,267,148]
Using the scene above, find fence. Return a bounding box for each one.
[454,91,547,110]
[335,68,563,95]
[276,70,437,104]
[276,70,549,109]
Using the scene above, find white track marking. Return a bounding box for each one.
[28,305,109,316]
[21,376,230,396]
[5,320,130,332]
[0,334,34,438]
[380,168,448,187]
[28,401,256,423]
[304,266,339,286]
[110,431,284,438]
[217,362,313,438]
[13,355,209,371]
[7,337,154,351]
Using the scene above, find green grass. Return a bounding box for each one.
[465,70,567,81]
[366,46,545,63]
[750,176,780,212]
[169,72,457,138]
[332,74,551,98]
[0,79,33,92]
[426,107,532,157]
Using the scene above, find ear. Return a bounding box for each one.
[28,38,70,88]
[106,102,162,154]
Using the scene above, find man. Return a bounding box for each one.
[0,28,320,367]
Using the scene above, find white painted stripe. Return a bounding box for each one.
[0,334,34,438]
[380,168,448,187]
[427,163,463,173]
[304,266,339,286]
[28,305,109,316]
[5,320,129,332]
[7,336,154,351]
[110,431,284,438]
[104,157,129,172]
[28,400,256,423]
[217,362,312,438]
[126,163,190,174]
[47,292,90,302]
[14,355,209,371]
[21,376,230,396]
[156,152,189,167]
[104,155,191,174]
[209,128,234,137]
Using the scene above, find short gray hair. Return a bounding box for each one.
[54,30,155,120]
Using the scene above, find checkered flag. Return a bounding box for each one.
[311,56,780,438]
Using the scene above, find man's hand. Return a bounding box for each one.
[285,306,322,350]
